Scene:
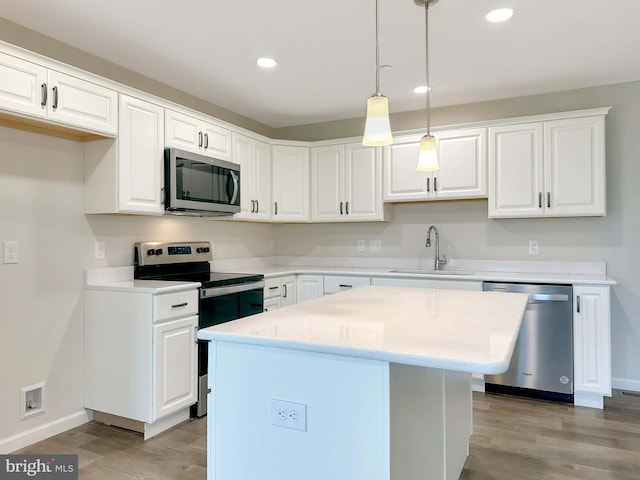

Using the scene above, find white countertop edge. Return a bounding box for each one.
[197,331,512,375]
[85,267,201,294]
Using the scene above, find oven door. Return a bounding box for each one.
[165,147,240,215]
[194,282,264,417]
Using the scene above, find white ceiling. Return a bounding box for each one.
[2,0,640,128]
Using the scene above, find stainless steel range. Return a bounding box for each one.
[134,241,265,417]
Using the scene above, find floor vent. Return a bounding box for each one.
[619,390,640,399]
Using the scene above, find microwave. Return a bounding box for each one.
[164,148,241,216]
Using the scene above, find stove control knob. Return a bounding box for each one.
[147,249,155,256]
[155,248,163,256]
[196,248,203,253]
[204,247,210,253]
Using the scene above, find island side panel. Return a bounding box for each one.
[390,364,472,480]
[208,341,391,480]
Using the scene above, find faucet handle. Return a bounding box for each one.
[438,254,447,266]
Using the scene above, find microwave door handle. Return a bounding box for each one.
[228,170,239,205]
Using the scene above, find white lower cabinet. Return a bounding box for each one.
[84,288,198,439]
[573,285,611,408]
[296,275,324,302]
[281,276,296,307]
[263,275,297,310]
[324,275,371,294]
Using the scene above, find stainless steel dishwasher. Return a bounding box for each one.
[483,282,573,402]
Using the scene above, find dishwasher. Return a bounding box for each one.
[483,282,573,402]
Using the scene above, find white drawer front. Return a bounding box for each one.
[155,290,198,322]
[324,275,371,295]
[264,277,282,299]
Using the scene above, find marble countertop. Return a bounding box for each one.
[198,285,529,374]
[84,266,200,294]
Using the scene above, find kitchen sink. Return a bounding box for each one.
[388,269,476,276]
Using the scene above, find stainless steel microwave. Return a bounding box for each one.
[164,148,240,216]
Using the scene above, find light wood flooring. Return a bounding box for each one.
[16,391,640,479]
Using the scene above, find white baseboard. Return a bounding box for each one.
[612,377,640,392]
[0,409,91,454]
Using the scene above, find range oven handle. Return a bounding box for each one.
[200,280,265,299]
[228,170,239,205]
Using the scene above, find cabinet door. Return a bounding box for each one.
[544,116,606,217]
[233,133,254,219]
[154,316,198,420]
[0,52,47,118]
[202,122,231,160]
[272,146,310,222]
[281,276,296,307]
[311,145,344,222]
[434,128,487,199]
[573,286,611,398]
[383,136,429,202]
[47,70,117,135]
[165,109,202,154]
[118,95,164,214]
[253,140,272,220]
[488,122,544,218]
[345,143,383,220]
[263,297,281,312]
[296,275,324,302]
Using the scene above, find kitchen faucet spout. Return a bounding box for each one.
[426,225,447,270]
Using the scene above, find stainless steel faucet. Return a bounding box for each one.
[426,225,447,271]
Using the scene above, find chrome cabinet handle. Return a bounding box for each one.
[204,133,209,149]
[172,302,188,308]
[52,86,58,109]
[274,202,278,215]
[194,326,198,344]
[340,202,343,215]
[268,286,279,290]
[346,202,349,215]
[539,192,542,208]
[576,295,581,313]
[547,192,551,208]
[198,131,203,147]
[434,177,438,192]
[256,200,259,213]
[251,199,255,213]
[339,284,353,288]
[283,284,288,298]
[41,83,47,107]
[426,177,430,192]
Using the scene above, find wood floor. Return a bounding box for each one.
[15,391,640,479]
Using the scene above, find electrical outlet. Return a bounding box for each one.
[269,239,275,251]
[3,241,18,264]
[528,240,539,255]
[357,240,366,252]
[369,240,382,252]
[271,399,307,432]
[94,241,106,260]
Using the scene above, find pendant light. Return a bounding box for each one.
[363,0,393,146]
[416,0,439,171]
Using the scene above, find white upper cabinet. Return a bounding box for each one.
[165,109,232,160]
[118,94,165,214]
[272,145,310,222]
[0,51,117,136]
[489,113,607,218]
[312,143,385,222]
[0,51,47,118]
[233,133,272,221]
[384,128,487,202]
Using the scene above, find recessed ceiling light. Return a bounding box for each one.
[413,85,431,94]
[485,8,514,23]
[256,57,277,68]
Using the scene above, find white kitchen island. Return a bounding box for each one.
[197,286,528,480]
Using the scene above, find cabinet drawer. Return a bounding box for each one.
[264,277,282,299]
[264,297,281,312]
[324,275,371,295]
[154,290,198,322]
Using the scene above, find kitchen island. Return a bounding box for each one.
[197,286,528,480]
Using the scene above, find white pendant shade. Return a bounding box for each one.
[417,134,439,171]
[363,95,393,146]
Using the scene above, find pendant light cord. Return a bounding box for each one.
[424,0,431,136]
[375,0,381,95]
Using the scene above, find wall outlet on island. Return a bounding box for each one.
[271,399,307,432]
[528,240,539,255]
